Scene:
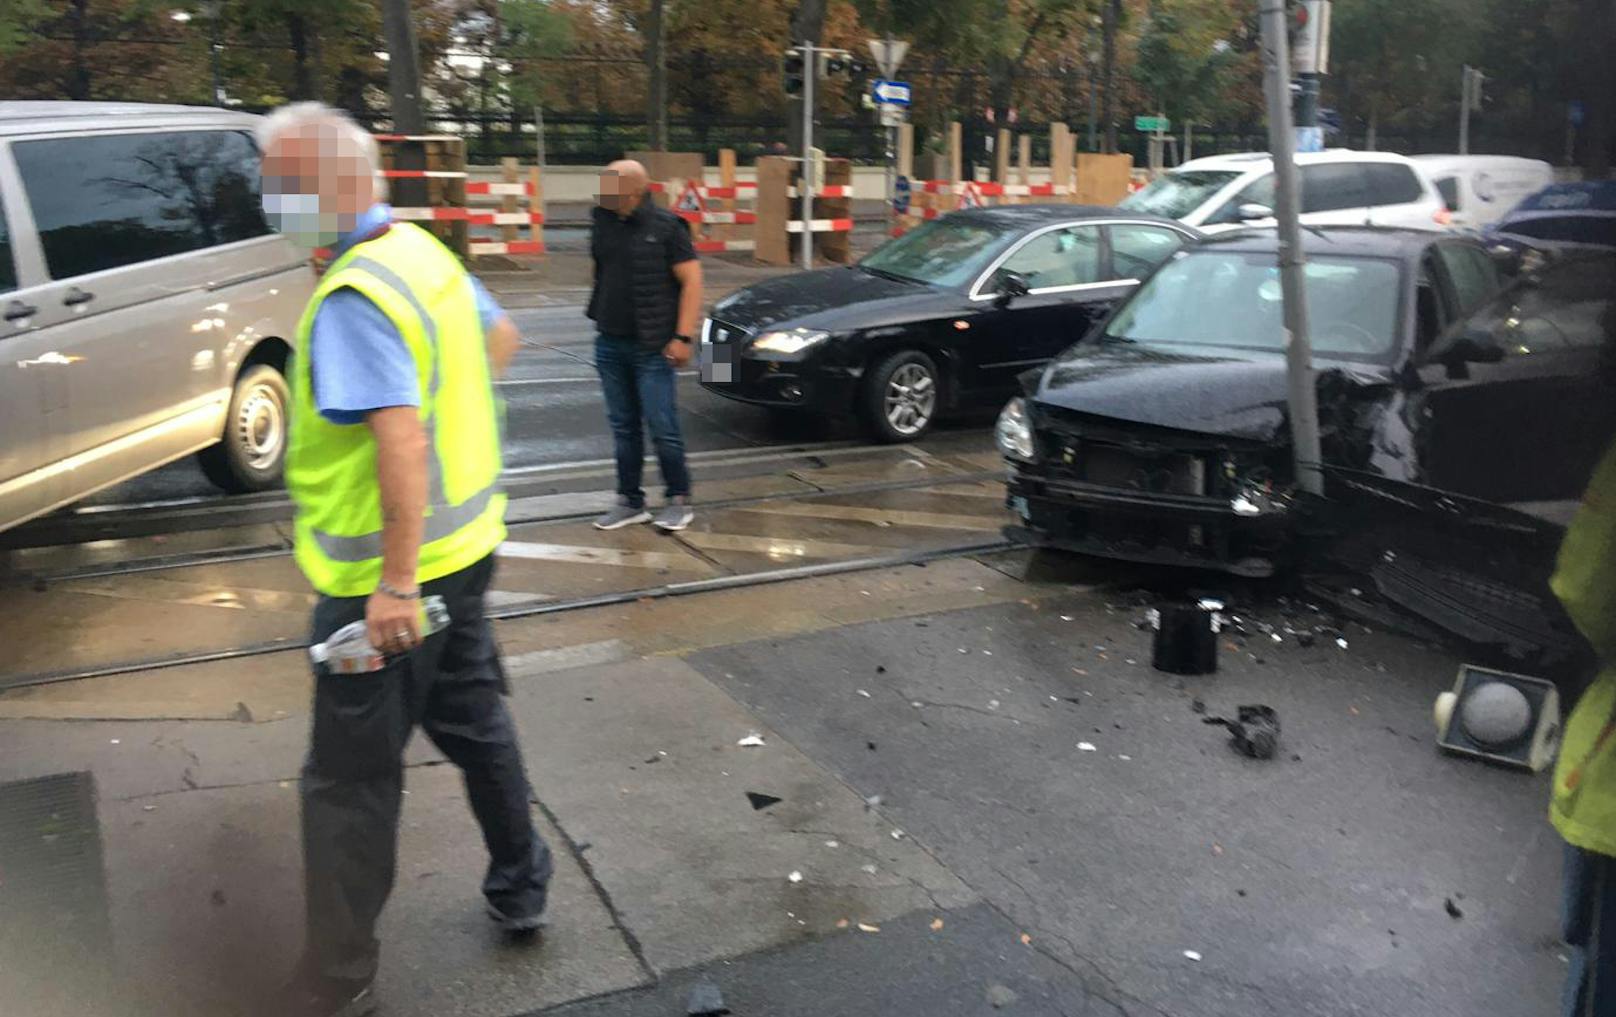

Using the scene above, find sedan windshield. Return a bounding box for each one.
[1119,170,1242,220]
[1105,251,1404,358]
[859,218,1019,288]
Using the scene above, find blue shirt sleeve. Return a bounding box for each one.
[469,275,505,331]
[309,288,422,426]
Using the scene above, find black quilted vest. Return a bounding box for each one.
[587,197,684,349]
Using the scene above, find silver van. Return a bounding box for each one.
[0,101,313,533]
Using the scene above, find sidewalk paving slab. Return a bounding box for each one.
[501,655,977,975]
[532,902,1124,1017]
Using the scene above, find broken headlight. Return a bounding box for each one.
[995,397,1036,462]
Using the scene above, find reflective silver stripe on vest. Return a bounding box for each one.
[313,480,500,563]
[311,255,487,562]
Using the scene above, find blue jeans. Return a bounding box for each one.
[1564,842,1616,1016]
[594,334,691,509]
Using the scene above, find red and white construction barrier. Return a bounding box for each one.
[917,180,1072,197]
[466,180,538,197]
[393,207,546,226]
[468,240,546,256]
[787,184,856,198]
[676,210,758,226]
[649,182,758,197]
[785,218,855,233]
[693,239,757,254]
[382,169,468,180]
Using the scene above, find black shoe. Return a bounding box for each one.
[486,898,547,935]
[273,975,376,1017]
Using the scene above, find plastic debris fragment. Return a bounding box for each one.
[737,733,766,747]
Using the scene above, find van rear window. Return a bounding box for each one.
[1434,177,1461,212]
[13,130,269,281]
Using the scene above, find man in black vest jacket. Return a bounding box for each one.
[586,159,703,532]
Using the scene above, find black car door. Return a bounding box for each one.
[1416,247,1614,510]
[963,223,1135,399]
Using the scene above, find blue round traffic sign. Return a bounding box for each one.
[893,174,911,215]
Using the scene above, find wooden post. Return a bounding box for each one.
[994,127,1011,185]
[1050,123,1073,202]
[754,155,793,266]
[1017,134,1031,204]
[718,147,737,244]
[822,158,852,265]
[500,157,519,245]
[530,164,545,255]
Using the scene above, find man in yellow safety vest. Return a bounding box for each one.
[259,103,551,1017]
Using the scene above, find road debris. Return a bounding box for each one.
[1337,637,1350,650]
[1183,950,1203,962]
[930,917,945,931]
[1212,843,1224,856]
[836,918,850,929]
[876,665,887,674]
[857,689,871,698]
[986,983,1018,1009]
[787,870,804,884]
[1445,897,1465,920]
[736,733,766,747]
[686,979,730,1016]
[1203,705,1281,759]
[861,863,879,875]
[746,792,782,811]
[1020,932,1033,945]
[1151,602,1219,675]
[858,922,881,933]
[824,839,839,848]
[891,829,906,840]
[1078,742,1098,752]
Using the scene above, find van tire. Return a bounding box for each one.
[199,364,290,493]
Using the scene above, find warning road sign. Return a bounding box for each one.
[675,181,706,214]
[957,181,984,210]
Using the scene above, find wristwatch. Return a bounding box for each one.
[673,333,694,345]
[376,579,421,601]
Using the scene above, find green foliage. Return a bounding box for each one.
[503,0,573,108]
[0,0,50,54]
[1132,0,1241,123]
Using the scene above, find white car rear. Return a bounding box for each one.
[1120,150,1450,235]
[1412,155,1556,231]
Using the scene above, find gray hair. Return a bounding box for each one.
[256,101,386,199]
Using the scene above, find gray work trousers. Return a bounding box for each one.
[300,554,552,986]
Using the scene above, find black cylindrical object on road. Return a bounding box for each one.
[1151,602,1218,675]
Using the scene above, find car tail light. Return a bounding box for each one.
[1434,207,1453,226]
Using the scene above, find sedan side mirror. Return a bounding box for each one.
[1237,202,1275,222]
[994,271,1032,306]
[1434,327,1506,376]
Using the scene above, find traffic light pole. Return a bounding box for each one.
[799,41,815,270]
[1260,0,1324,498]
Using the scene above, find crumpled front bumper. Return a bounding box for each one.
[1004,466,1293,578]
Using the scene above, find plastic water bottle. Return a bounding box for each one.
[310,595,451,675]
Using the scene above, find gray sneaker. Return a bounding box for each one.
[594,499,652,530]
[653,497,694,532]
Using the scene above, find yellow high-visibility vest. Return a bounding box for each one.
[287,223,505,598]
[1551,439,1616,857]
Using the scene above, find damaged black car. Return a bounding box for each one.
[999,228,1616,609]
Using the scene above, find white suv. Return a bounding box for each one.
[1121,150,1450,235]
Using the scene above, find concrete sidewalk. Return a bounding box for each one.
[0,549,1571,1017]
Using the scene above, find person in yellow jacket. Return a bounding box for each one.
[258,104,551,1017]
[1552,435,1616,1017]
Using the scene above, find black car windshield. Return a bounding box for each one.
[1104,251,1403,358]
[858,218,1020,287]
[1119,170,1242,219]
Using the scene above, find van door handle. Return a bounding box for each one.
[62,287,94,307]
[3,300,37,322]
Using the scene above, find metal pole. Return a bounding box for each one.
[800,40,815,271]
[1259,0,1323,497]
[535,105,546,168]
[1458,65,1472,155]
[209,12,223,106]
[886,125,897,236]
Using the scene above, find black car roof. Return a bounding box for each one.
[945,203,1192,231]
[1194,226,1459,259]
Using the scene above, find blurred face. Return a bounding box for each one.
[597,170,631,215]
[260,127,374,249]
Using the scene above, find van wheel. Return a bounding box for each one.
[199,364,289,493]
[860,350,939,443]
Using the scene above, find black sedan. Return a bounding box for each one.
[699,206,1200,441]
[998,227,1616,612]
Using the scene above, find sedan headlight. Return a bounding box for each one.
[752,328,831,356]
[995,397,1036,461]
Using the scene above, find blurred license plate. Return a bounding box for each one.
[701,341,733,384]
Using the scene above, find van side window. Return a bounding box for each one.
[13,130,269,281]
[1434,176,1461,212]
[0,198,15,294]
[1299,164,1371,213]
[1363,164,1426,207]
